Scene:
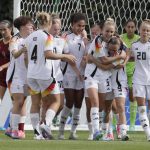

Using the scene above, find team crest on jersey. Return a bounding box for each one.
[140,108,145,114]
[135,47,138,50]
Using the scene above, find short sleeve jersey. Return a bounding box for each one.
[84,35,111,81]
[25,30,54,80]
[131,40,150,85]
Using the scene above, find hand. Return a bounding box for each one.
[78,74,84,81]
[63,54,77,64]
[0,66,3,71]
[87,54,94,63]
[20,45,27,54]
[115,63,125,69]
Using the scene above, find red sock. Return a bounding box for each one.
[18,123,24,131]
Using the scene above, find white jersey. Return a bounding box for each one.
[51,36,69,81]
[84,35,111,81]
[111,67,128,89]
[25,30,54,80]
[63,33,86,76]
[6,33,27,85]
[131,40,150,85]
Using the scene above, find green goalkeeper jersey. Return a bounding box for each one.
[120,33,140,88]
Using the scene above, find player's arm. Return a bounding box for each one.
[0,62,10,71]
[44,50,76,64]
[87,54,114,70]
[9,37,27,59]
[100,50,126,65]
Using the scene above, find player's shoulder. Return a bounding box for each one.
[132,38,140,46]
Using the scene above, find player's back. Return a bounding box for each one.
[26,29,53,80]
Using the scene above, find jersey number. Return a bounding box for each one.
[137,52,146,60]
[78,43,81,51]
[31,45,37,63]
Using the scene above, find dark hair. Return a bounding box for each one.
[0,20,13,29]
[91,21,104,29]
[108,36,121,45]
[70,12,86,25]
[14,16,33,30]
[124,19,137,27]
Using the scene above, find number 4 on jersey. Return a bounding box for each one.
[31,45,37,63]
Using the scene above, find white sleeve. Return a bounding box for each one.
[88,38,105,58]
[63,40,69,53]
[44,34,53,52]
[9,37,19,53]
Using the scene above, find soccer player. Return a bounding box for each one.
[120,19,140,131]
[0,20,12,104]
[6,16,34,139]
[58,12,86,140]
[25,12,76,140]
[107,36,129,140]
[84,22,103,140]
[85,18,126,140]
[130,19,150,141]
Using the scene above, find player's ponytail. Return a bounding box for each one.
[37,12,52,26]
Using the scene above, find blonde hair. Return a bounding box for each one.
[104,18,116,27]
[51,13,61,26]
[37,12,51,26]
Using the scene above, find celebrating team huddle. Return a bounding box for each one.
[0,12,150,142]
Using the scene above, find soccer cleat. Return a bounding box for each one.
[34,134,45,140]
[18,130,25,139]
[121,134,129,141]
[88,134,93,140]
[69,132,78,140]
[40,123,54,140]
[58,134,65,140]
[116,125,121,139]
[107,133,114,141]
[93,131,102,141]
[5,128,12,137]
[11,130,21,139]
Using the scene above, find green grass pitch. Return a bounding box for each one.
[0,131,150,150]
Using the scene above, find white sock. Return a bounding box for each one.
[138,106,150,137]
[19,116,26,123]
[99,111,104,129]
[59,106,71,133]
[88,122,93,135]
[91,107,99,134]
[102,123,109,134]
[120,124,127,136]
[71,107,80,133]
[11,114,20,130]
[45,109,56,126]
[108,111,113,134]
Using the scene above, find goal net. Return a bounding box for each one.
[8,0,149,130]
[19,0,150,35]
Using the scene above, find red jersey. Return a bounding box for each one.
[0,39,10,87]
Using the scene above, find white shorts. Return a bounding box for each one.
[27,78,60,97]
[10,84,29,96]
[57,81,64,94]
[133,84,150,99]
[85,76,112,93]
[113,87,128,98]
[63,75,84,90]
